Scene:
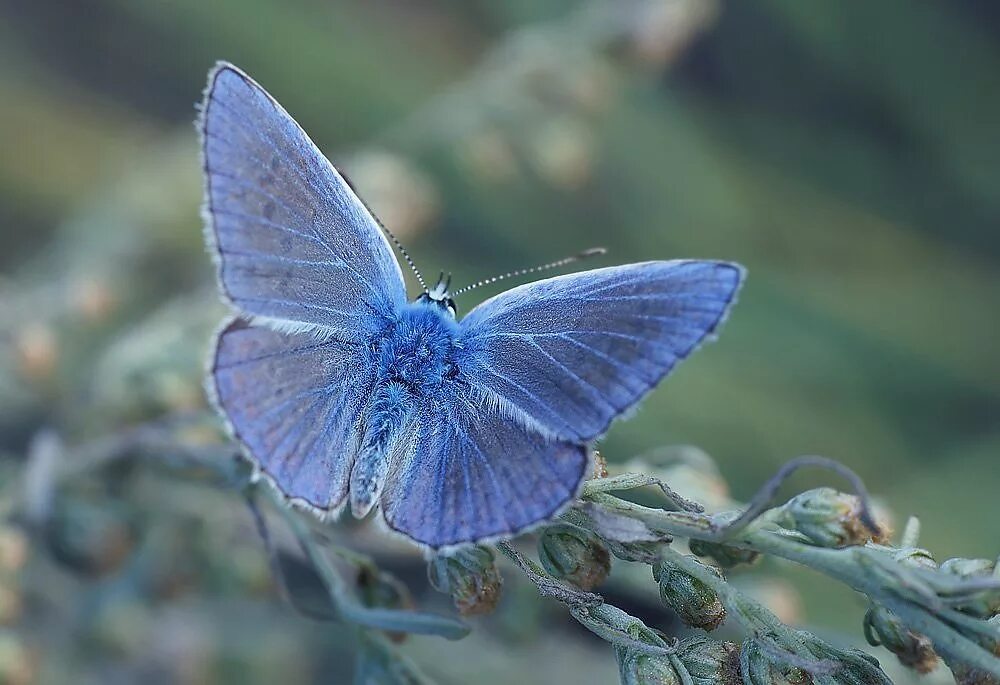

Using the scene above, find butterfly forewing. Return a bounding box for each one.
[201,63,406,338]
[458,261,744,442]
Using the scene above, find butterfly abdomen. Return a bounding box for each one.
[350,303,461,518]
[349,381,411,517]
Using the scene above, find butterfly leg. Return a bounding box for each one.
[349,381,412,518]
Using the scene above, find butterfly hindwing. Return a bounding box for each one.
[211,318,372,512]
[200,63,406,338]
[380,399,588,549]
[458,261,744,442]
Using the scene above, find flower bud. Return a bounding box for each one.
[940,557,1000,617]
[537,523,611,590]
[863,604,938,673]
[675,635,741,685]
[689,539,761,568]
[825,650,892,685]
[427,546,502,616]
[653,558,726,631]
[778,488,876,548]
[740,639,812,684]
[617,648,683,685]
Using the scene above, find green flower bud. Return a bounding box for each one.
[427,546,502,616]
[940,557,1000,617]
[824,649,893,685]
[617,648,683,685]
[689,539,761,568]
[653,557,726,631]
[537,523,611,590]
[798,631,893,684]
[740,640,813,684]
[863,604,938,673]
[675,635,741,685]
[778,488,878,548]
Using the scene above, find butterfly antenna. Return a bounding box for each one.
[381,222,428,293]
[336,165,428,293]
[451,247,607,297]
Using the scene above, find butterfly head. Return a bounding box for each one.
[417,272,457,317]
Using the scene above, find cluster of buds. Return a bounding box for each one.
[617,645,741,685]
[776,488,881,548]
[427,546,502,616]
[652,557,726,631]
[740,635,892,685]
[537,523,611,590]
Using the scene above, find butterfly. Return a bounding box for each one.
[199,62,745,552]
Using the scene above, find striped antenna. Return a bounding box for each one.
[451,247,606,297]
[380,222,428,294]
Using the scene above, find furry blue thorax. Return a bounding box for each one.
[349,300,461,517]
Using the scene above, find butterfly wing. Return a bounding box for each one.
[200,62,406,337]
[457,260,744,442]
[381,260,743,549]
[211,318,373,512]
[380,399,589,550]
[201,62,401,509]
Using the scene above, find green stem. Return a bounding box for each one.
[274,491,470,640]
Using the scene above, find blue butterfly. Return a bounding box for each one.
[200,62,745,551]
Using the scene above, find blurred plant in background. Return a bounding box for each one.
[1,0,998,683]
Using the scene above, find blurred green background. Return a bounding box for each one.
[1,1,998,683]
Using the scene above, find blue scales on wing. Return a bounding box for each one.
[458,261,745,442]
[200,63,406,339]
[212,319,372,511]
[380,399,589,549]
[201,62,406,511]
